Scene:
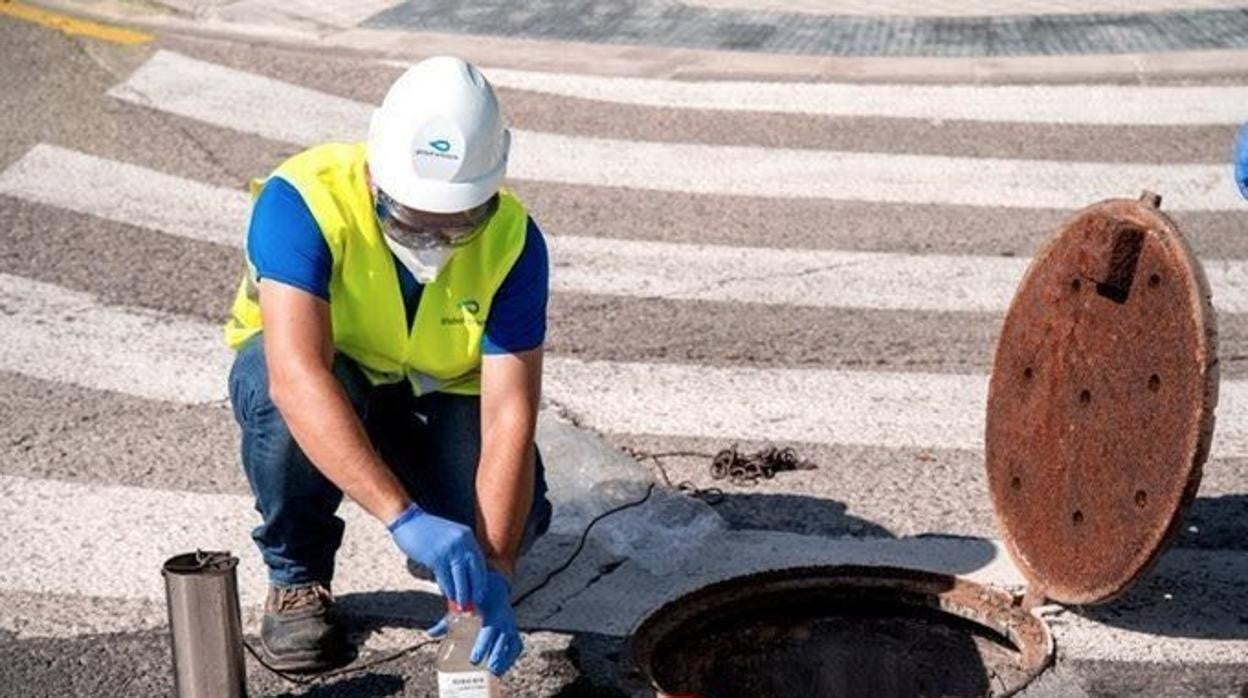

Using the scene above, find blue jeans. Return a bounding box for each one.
[228,335,553,586]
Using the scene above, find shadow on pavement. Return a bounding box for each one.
[1177,494,1248,550]
[1073,495,1248,641]
[709,490,895,538]
[705,490,1000,576]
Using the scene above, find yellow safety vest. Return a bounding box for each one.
[224,142,529,396]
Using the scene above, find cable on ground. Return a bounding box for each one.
[248,444,813,686]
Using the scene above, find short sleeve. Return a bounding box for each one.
[246,178,332,300]
[482,218,549,355]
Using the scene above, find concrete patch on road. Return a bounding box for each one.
[536,409,726,577]
[533,529,1248,665]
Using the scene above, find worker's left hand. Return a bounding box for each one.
[428,570,522,676]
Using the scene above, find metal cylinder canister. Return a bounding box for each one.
[162,551,247,698]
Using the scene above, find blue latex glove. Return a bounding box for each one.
[1236,123,1248,200]
[428,570,522,677]
[388,503,487,608]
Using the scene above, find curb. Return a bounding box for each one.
[32,0,1248,83]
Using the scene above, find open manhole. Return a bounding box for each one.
[633,566,1051,697]
[630,193,1218,698]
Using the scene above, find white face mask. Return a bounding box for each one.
[383,234,453,284]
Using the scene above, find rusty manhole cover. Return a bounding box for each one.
[986,192,1219,605]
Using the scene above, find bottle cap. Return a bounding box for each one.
[447,600,475,613]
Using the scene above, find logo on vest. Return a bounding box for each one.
[442,298,483,327]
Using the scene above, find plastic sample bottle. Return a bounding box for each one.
[436,603,502,697]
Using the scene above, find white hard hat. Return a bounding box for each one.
[367,56,510,214]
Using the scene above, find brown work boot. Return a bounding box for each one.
[259,582,351,672]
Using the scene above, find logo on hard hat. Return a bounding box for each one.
[414,137,460,164]
[459,299,480,314]
[412,119,464,179]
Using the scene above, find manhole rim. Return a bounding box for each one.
[630,564,1054,698]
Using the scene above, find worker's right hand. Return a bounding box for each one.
[388,502,487,608]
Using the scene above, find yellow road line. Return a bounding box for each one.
[0,1,153,44]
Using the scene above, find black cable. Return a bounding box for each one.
[511,482,656,607]
[248,444,810,687]
[243,635,439,686]
[632,449,725,505]
[247,483,660,687]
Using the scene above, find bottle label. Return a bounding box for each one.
[438,670,492,698]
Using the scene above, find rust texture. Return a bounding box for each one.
[631,566,1053,698]
[985,193,1219,606]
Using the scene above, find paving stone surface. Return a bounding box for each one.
[366,1,1248,57]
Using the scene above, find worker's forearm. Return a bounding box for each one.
[271,363,410,524]
[475,412,537,577]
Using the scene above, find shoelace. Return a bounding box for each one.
[275,584,330,613]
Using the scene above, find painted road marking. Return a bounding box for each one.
[463,64,1248,126]
[0,144,249,248]
[1,271,1243,458]
[3,471,1247,663]
[0,273,231,404]
[6,144,1247,315]
[220,0,407,29]
[107,49,368,144]
[549,236,1248,314]
[543,356,1247,457]
[0,1,152,44]
[0,474,399,609]
[109,51,1242,211]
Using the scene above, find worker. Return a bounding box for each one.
[224,55,552,679]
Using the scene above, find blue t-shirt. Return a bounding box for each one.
[1236,123,1248,200]
[247,178,548,354]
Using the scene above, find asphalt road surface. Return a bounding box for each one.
[0,3,1246,696]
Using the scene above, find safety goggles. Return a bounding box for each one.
[373,188,498,250]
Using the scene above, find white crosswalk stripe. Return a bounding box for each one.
[468,63,1248,126]
[4,470,1248,663]
[0,144,249,248]
[1,270,1244,458]
[0,474,400,608]
[3,45,1246,683]
[0,273,231,404]
[110,50,1242,210]
[5,144,1247,314]
[544,356,1248,457]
